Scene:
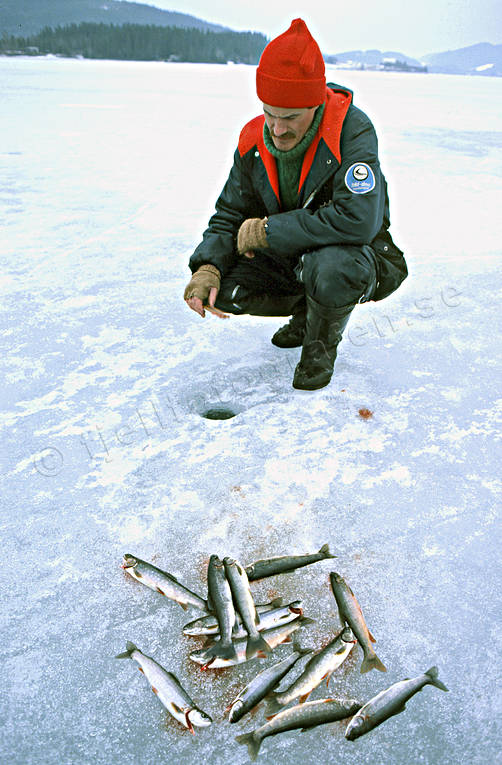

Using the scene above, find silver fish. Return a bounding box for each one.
[266,626,356,713]
[190,616,314,670]
[345,666,449,740]
[122,554,207,611]
[236,697,362,761]
[115,642,212,733]
[228,642,313,723]
[330,572,386,673]
[183,597,288,637]
[202,554,237,662]
[245,543,336,581]
[224,557,271,659]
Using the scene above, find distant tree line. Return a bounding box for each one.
[0,22,268,63]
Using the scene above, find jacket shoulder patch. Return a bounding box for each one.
[238,116,264,157]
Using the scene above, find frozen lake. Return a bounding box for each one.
[1,57,502,764]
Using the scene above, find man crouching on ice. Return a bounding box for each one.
[184,18,407,391]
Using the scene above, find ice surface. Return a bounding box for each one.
[1,58,501,764]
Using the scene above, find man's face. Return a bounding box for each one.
[263,103,318,151]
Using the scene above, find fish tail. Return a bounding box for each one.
[264,693,283,716]
[319,543,336,559]
[246,634,272,660]
[204,640,237,662]
[425,666,449,692]
[360,650,387,674]
[292,640,314,656]
[115,641,137,659]
[235,732,261,761]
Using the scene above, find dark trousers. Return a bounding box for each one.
[215,244,378,316]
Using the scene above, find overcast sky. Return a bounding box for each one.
[133,0,502,58]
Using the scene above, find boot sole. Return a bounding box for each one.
[292,373,333,391]
[271,337,304,348]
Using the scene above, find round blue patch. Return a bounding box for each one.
[344,163,376,194]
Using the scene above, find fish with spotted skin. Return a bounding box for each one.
[115,642,212,733]
[223,557,272,659]
[266,626,357,714]
[190,616,314,669]
[236,697,362,760]
[345,666,449,740]
[245,544,336,581]
[330,572,386,674]
[228,641,313,723]
[122,554,208,611]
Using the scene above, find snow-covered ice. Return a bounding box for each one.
[1,57,501,764]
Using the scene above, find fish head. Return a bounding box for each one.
[345,713,366,740]
[341,626,356,644]
[122,554,138,569]
[223,557,236,568]
[188,708,212,727]
[188,649,206,665]
[209,554,223,568]
[330,572,343,585]
[228,699,244,722]
[289,601,304,616]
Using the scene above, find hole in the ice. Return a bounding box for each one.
[201,407,237,420]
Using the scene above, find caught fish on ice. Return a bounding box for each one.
[122,554,208,612]
[190,616,314,669]
[245,544,336,581]
[266,626,357,713]
[228,641,313,723]
[115,642,212,733]
[236,696,362,761]
[345,666,449,740]
[330,571,386,674]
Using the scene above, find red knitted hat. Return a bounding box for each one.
[256,19,326,108]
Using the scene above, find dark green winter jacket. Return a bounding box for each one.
[189,83,407,302]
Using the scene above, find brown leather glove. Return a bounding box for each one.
[184,264,221,303]
[237,217,268,255]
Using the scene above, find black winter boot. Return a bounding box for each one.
[271,299,306,348]
[292,296,354,391]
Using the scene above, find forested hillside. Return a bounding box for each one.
[0,22,268,63]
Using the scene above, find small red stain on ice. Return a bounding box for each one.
[358,408,373,419]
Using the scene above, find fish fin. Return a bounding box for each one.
[138,667,144,674]
[281,636,292,643]
[319,543,336,559]
[324,671,333,688]
[360,652,387,674]
[151,686,158,695]
[425,666,449,692]
[235,732,261,762]
[299,617,315,626]
[368,629,377,643]
[115,641,137,659]
[134,570,143,578]
[156,587,166,596]
[178,601,189,612]
[185,711,195,735]
[246,634,272,661]
[264,694,283,716]
[299,692,312,704]
[201,657,216,671]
